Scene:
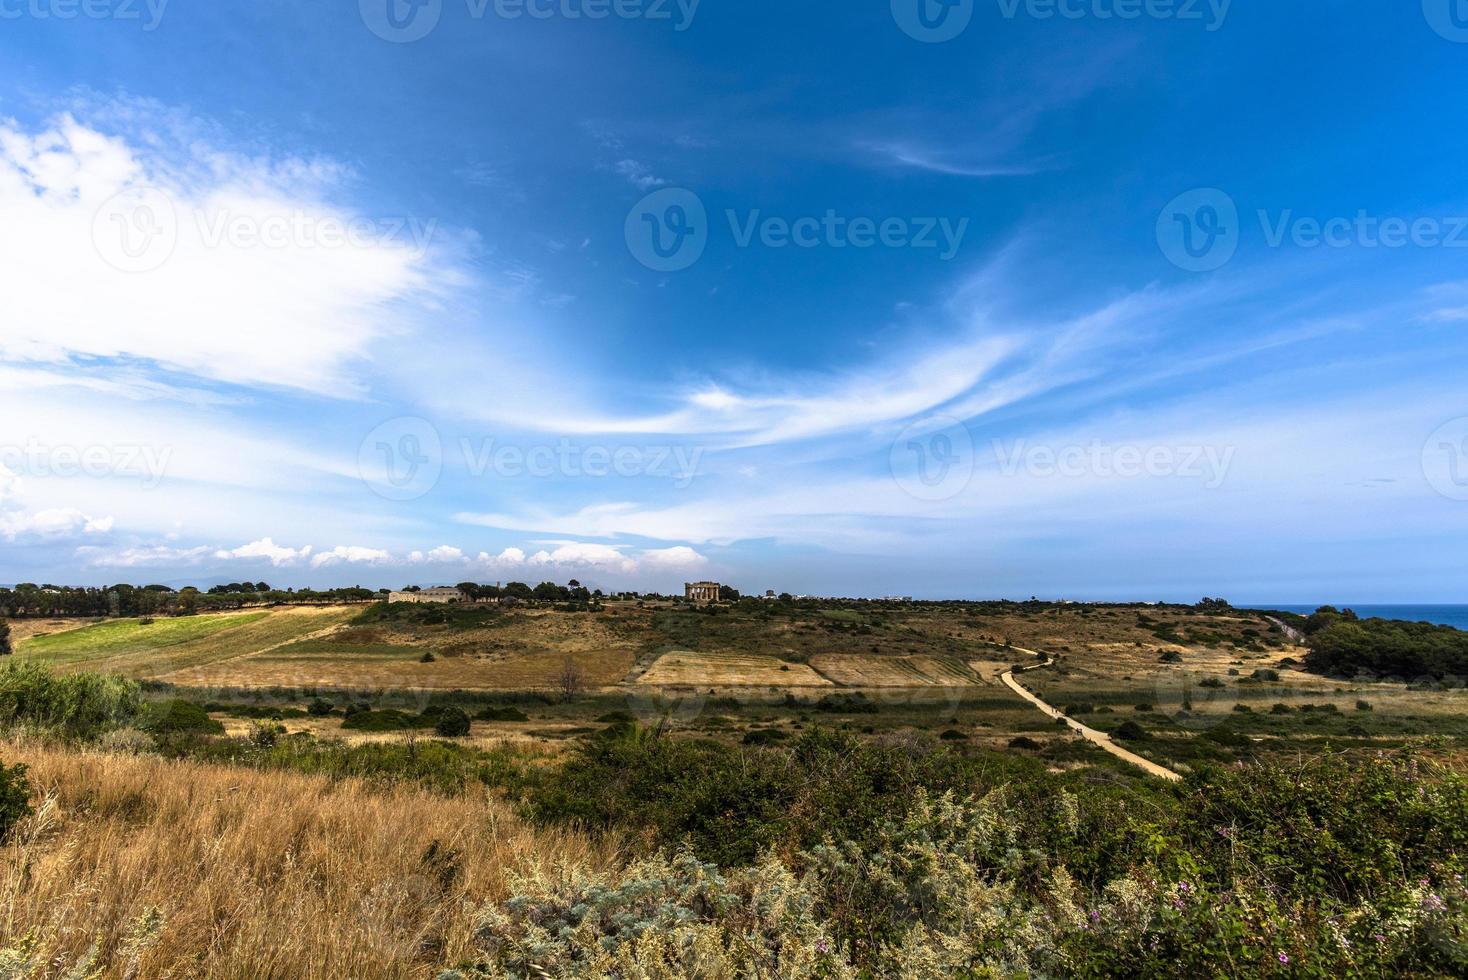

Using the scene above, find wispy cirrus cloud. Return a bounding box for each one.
[0,104,470,398]
[612,159,666,190]
[854,140,1047,178]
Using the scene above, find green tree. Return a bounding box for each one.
[0,620,10,656]
[434,706,471,737]
[533,581,568,602]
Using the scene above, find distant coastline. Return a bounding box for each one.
[1266,604,1468,630]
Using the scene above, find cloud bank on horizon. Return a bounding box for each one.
[2,3,1467,601]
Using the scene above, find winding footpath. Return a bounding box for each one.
[999,647,1183,782]
[1266,616,1307,645]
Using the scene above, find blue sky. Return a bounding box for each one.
[2,0,1467,601]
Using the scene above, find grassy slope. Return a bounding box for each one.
[17,607,362,680]
[0,740,616,979]
[17,611,270,664]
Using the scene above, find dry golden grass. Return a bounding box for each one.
[172,646,638,693]
[636,651,832,688]
[0,739,616,979]
[934,608,1303,670]
[162,607,640,693]
[807,654,980,687]
[3,618,94,645]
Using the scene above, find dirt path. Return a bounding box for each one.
[999,647,1182,782]
[1267,616,1306,644]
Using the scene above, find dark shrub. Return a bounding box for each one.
[0,758,30,841]
[141,699,224,736]
[420,651,436,663]
[1007,736,1040,750]
[1199,677,1225,689]
[1356,699,1373,711]
[814,692,879,714]
[434,706,472,737]
[1203,727,1248,748]
[307,698,334,716]
[595,710,637,724]
[1159,651,1184,664]
[354,602,501,630]
[226,704,304,720]
[479,705,530,722]
[1252,668,1281,682]
[741,728,789,746]
[1113,721,1146,740]
[1133,703,1154,712]
[341,709,421,732]
[939,729,968,741]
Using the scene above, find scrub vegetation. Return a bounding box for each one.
[1,596,1465,975]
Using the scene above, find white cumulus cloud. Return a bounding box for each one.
[214,537,312,567]
[310,545,394,568]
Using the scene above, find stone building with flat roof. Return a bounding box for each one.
[388,586,468,604]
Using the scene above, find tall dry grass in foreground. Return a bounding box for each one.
[0,739,618,979]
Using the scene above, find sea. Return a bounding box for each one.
[1265,605,1468,631]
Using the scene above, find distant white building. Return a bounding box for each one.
[388,587,468,604]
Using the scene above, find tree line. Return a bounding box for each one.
[0,583,378,619]
[1302,605,1468,681]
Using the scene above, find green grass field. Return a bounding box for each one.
[15,606,361,680]
[18,612,270,665]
